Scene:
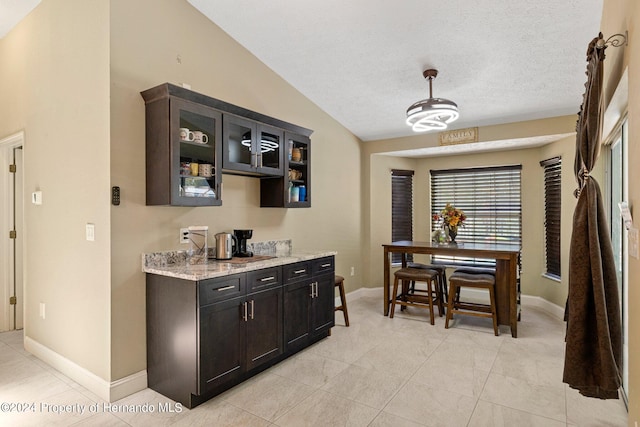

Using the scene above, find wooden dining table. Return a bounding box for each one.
[383,240,522,337]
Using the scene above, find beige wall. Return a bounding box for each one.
[1,0,636,414]
[362,117,578,307]
[109,0,363,379]
[0,0,111,379]
[601,0,639,420]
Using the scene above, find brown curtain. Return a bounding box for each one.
[563,33,622,399]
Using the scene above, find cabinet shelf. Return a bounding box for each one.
[142,83,313,208]
[180,140,210,147]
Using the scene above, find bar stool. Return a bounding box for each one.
[445,271,499,336]
[334,275,350,327]
[390,267,443,325]
[407,262,448,307]
[449,266,495,303]
[452,266,496,276]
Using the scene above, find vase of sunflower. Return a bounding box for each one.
[434,203,466,243]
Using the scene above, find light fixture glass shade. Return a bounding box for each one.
[406,97,459,132]
[406,68,459,132]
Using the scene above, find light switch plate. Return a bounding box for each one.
[86,223,95,241]
[32,191,42,205]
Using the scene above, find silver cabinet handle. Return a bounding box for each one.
[309,283,314,297]
[294,269,307,274]
[315,282,319,297]
[250,300,255,320]
[217,285,234,291]
[321,263,331,268]
[242,302,248,321]
[260,276,276,282]
[258,153,263,168]
[251,152,258,168]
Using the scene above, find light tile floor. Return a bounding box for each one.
[0,295,629,426]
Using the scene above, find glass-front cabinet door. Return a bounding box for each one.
[285,132,310,207]
[170,99,222,206]
[260,131,310,208]
[223,114,284,176]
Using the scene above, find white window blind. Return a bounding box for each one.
[430,165,522,266]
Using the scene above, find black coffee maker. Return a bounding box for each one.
[233,229,253,257]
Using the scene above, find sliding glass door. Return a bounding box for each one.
[606,119,628,401]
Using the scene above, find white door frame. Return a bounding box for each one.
[0,131,25,331]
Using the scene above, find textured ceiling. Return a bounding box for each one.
[189,0,603,144]
[1,1,603,151]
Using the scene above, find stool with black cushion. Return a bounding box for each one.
[390,268,443,325]
[452,266,496,276]
[407,262,448,307]
[445,271,499,336]
[449,266,495,302]
[334,275,350,327]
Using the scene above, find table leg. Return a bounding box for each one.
[383,248,390,316]
[508,254,518,338]
[495,259,518,338]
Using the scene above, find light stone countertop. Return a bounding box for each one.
[142,250,337,281]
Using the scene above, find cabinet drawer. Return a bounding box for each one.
[199,274,246,306]
[312,256,334,276]
[282,261,312,283]
[247,266,282,293]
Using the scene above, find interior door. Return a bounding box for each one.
[12,146,23,330]
[0,133,24,332]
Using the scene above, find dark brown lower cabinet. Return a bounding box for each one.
[283,258,336,353]
[311,273,335,336]
[199,296,245,394]
[283,280,312,352]
[245,287,283,370]
[147,256,333,409]
[200,287,283,395]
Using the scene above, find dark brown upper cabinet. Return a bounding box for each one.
[141,83,312,207]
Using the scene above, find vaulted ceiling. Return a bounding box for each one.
[188,0,602,147]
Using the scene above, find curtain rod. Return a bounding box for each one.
[596,31,628,49]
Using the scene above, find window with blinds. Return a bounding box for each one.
[430,165,522,266]
[540,157,561,278]
[391,169,414,264]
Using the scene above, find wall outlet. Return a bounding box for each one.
[39,302,45,319]
[350,267,355,276]
[180,228,189,244]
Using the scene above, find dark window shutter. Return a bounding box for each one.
[540,157,561,278]
[392,170,414,264]
[430,165,522,267]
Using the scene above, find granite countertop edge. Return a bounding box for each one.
[143,250,337,281]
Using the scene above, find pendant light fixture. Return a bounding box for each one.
[406,69,459,132]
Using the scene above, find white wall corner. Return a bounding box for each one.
[24,336,147,402]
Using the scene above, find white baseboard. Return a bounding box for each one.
[521,294,565,320]
[24,336,147,402]
[341,286,565,320]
